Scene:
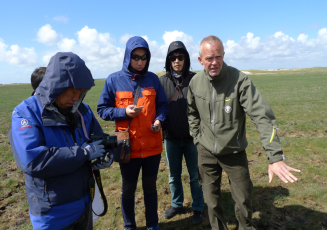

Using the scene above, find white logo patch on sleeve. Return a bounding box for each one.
[21,119,29,126]
[20,119,32,130]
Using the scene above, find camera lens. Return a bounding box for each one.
[102,135,118,149]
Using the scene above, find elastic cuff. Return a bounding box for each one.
[268,152,284,164]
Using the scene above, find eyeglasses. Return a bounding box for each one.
[131,54,147,61]
[170,55,185,62]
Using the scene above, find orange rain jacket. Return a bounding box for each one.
[97,37,169,158]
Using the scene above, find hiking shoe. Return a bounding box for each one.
[192,210,203,224]
[164,206,183,219]
[147,226,161,230]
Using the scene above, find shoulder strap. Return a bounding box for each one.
[133,77,144,106]
[127,77,144,128]
[169,74,192,104]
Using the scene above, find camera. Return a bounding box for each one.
[89,134,118,166]
[151,124,159,131]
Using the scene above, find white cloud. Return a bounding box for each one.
[297,34,308,42]
[39,28,198,76]
[41,26,123,72]
[7,45,38,66]
[119,33,134,44]
[162,30,194,48]
[36,24,60,46]
[0,38,38,66]
[53,15,69,23]
[58,38,76,51]
[42,51,58,66]
[2,27,327,84]
[224,29,327,69]
[37,26,325,75]
[317,28,327,46]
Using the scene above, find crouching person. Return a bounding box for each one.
[9,52,111,230]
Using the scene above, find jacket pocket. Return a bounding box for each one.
[141,89,156,110]
[193,94,211,123]
[115,91,133,108]
[149,130,162,149]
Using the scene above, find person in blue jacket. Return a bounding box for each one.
[9,52,111,230]
[97,36,169,230]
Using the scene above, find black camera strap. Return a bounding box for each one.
[91,169,108,217]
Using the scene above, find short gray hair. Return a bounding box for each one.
[199,36,224,57]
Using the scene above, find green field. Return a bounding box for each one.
[0,67,326,230]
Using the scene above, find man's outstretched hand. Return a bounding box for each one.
[268,161,301,183]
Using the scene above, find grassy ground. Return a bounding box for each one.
[0,68,326,230]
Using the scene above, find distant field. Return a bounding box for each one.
[0,67,326,230]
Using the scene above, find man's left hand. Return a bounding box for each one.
[268,161,301,183]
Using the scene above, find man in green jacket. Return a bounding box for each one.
[187,35,301,230]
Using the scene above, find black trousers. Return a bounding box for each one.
[119,154,161,230]
[197,144,256,230]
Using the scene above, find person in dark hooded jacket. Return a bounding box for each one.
[31,67,46,95]
[97,36,168,230]
[159,41,204,224]
[9,52,111,230]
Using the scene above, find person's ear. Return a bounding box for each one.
[198,56,203,65]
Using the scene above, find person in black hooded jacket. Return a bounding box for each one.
[159,41,204,224]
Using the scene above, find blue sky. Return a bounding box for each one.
[0,0,326,84]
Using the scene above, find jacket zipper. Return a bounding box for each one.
[211,82,217,154]
[62,128,72,147]
[236,133,240,146]
[44,179,49,201]
[269,126,280,143]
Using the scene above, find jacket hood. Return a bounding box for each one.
[35,52,95,111]
[164,41,191,78]
[122,36,151,75]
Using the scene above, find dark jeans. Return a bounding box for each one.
[197,144,256,230]
[119,154,161,230]
[61,204,92,230]
[164,139,204,211]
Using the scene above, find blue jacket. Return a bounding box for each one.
[9,52,103,229]
[97,36,168,158]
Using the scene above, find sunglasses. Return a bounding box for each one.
[170,54,185,62]
[131,54,147,61]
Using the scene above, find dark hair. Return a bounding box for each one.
[31,67,46,90]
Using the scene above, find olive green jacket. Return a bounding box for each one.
[187,62,283,163]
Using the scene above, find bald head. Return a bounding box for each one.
[198,36,225,78]
[199,36,224,57]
